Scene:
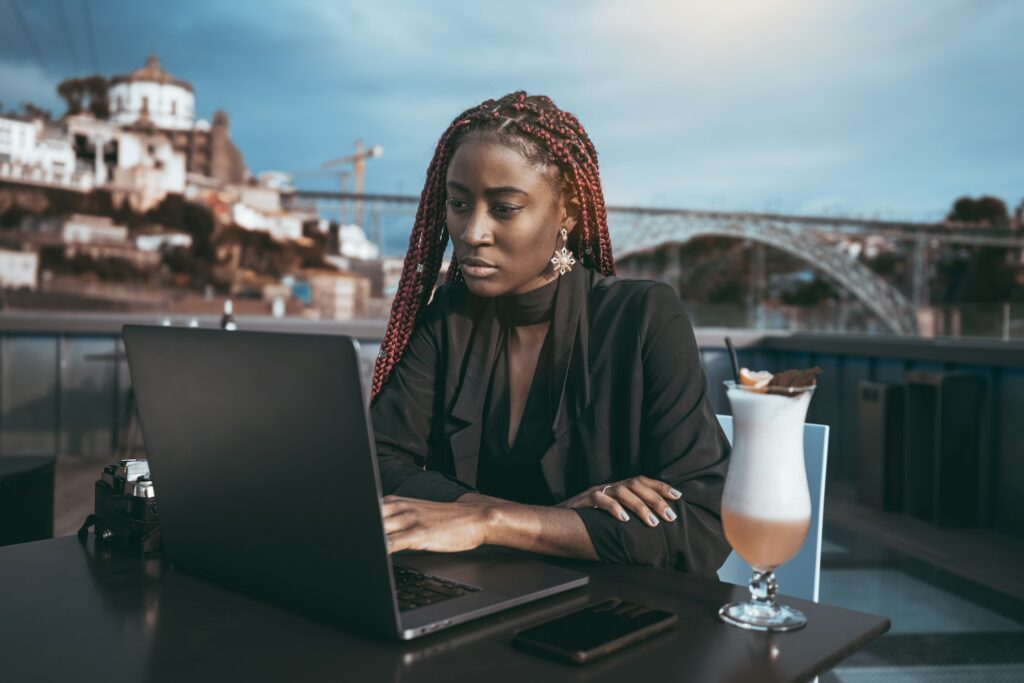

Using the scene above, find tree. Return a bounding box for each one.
[57,78,85,116]
[18,103,51,120]
[0,101,51,120]
[948,195,1010,230]
[82,76,110,119]
[56,75,110,119]
[146,195,217,262]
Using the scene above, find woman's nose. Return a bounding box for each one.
[461,209,494,246]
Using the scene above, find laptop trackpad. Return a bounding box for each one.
[394,548,539,590]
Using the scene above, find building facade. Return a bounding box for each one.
[0,248,38,290]
[109,56,246,186]
[307,269,371,320]
[62,214,130,244]
[0,116,82,189]
[109,55,195,131]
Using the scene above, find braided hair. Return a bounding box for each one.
[370,91,616,405]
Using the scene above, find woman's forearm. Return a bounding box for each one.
[456,492,599,561]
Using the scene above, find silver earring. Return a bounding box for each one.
[550,227,576,275]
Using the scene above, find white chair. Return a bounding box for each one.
[715,414,830,602]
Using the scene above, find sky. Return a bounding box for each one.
[1,0,1022,221]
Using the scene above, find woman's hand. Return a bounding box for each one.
[557,476,682,527]
[381,495,491,554]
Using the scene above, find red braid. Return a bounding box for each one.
[370,91,616,405]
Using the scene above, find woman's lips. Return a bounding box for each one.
[462,263,498,277]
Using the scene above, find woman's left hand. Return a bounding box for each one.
[381,495,490,554]
[557,476,682,527]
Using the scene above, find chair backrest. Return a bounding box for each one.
[715,414,829,602]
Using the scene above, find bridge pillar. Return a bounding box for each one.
[661,245,682,292]
[746,242,766,329]
[911,234,930,308]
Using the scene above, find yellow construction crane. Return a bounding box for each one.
[321,139,383,228]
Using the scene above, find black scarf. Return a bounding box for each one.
[462,263,589,438]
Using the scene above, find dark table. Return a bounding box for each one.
[0,536,889,683]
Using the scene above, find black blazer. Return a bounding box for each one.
[370,264,731,575]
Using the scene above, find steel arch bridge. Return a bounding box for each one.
[290,190,1024,336]
[607,211,919,335]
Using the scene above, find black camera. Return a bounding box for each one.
[78,459,162,556]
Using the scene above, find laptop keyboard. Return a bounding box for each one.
[393,564,479,611]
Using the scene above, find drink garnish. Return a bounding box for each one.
[735,366,822,396]
[767,367,822,395]
[738,368,773,393]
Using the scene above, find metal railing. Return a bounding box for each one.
[1,311,1021,534]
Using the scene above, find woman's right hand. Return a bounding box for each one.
[557,476,682,527]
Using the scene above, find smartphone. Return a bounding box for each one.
[511,598,678,664]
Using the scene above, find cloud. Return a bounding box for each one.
[0,60,60,113]
[0,0,1020,220]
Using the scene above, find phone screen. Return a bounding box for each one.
[513,598,677,662]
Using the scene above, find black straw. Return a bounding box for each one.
[725,337,741,383]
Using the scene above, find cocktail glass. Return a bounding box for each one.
[719,379,815,632]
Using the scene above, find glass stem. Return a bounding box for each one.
[748,568,779,611]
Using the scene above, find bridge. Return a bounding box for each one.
[285,190,1024,336]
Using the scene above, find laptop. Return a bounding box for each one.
[121,325,588,640]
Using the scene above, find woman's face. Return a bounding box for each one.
[446,138,576,298]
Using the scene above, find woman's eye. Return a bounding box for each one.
[445,198,520,216]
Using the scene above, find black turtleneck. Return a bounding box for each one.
[478,275,561,506]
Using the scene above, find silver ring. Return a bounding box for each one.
[600,485,611,495]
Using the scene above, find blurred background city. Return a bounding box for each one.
[1,2,1022,681]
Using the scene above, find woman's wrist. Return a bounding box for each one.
[474,500,502,546]
[454,492,598,560]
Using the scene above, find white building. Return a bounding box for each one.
[232,203,306,242]
[109,55,195,131]
[0,116,39,163]
[59,215,164,267]
[0,115,83,189]
[0,248,38,290]
[35,133,77,178]
[2,55,246,204]
[257,171,294,192]
[230,177,319,243]
[339,224,380,260]
[109,131,186,211]
[62,214,130,244]
[135,231,193,252]
[307,269,371,320]
[237,183,282,213]
[64,114,186,210]
[381,257,405,299]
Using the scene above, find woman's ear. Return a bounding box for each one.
[560,186,581,232]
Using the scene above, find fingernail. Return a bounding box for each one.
[647,512,659,526]
[669,488,682,498]
[665,508,677,521]
[619,511,630,522]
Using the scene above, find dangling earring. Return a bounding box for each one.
[550,227,576,275]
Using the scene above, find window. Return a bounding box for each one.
[171,101,177,116]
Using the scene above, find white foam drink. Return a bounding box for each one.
[719,379,815,632]
[722,384,812,570]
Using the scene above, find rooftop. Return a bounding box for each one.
[109,54,194,93]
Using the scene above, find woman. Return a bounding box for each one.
[370,91,730,575]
